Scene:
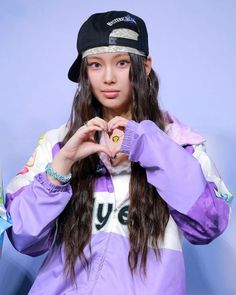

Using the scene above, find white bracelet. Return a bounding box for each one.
[45,163,72,184]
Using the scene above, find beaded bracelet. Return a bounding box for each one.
[45,163,72,184]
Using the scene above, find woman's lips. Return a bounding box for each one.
[101,90,120,98]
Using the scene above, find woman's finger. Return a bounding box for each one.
[107,116,129,132]
[86,117,108,130]
[92,143,112,157]
[77,125,103,137]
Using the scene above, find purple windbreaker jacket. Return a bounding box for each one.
[6,114,233,295]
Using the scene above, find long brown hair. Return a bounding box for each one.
[57,53,169,279]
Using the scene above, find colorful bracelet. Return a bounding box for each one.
[45,163,72,184]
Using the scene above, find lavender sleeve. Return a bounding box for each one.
[121,120,230,244]
[6,126,72,256]
[6,172,72,256]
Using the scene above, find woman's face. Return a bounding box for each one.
[86,52,132,119]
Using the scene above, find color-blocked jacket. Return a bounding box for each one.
[6,113,233,295]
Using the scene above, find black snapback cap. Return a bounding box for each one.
[68,10,149,82]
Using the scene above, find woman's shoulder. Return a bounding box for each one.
[42,123,69,145]
[163,111,205,146]
[6,124,69,193]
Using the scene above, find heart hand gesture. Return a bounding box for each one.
[50,116,129,182]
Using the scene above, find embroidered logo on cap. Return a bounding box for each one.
[107,15,136,27]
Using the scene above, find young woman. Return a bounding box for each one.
[6,10,233,295]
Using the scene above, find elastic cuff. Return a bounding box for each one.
[35,172,72,193]
[120,120,139,154]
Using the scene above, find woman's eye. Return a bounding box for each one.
[87,62,101,69]
[117,60,130,67]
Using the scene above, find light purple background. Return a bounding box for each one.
[0,1,236,294]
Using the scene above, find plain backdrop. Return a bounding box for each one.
[0,1,235,294]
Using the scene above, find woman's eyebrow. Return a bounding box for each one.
[87,54,130,62]
[113,53,130,59]
[87,56,102,61]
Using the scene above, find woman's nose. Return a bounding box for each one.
[104,66,116,84]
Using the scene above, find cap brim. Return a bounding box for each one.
[68,54,82,83]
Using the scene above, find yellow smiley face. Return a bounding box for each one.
[112,135,119,143]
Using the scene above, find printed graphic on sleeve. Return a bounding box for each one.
[193,144,234,204]
[17,133,45,176]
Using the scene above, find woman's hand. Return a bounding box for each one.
[107,116,129,133]
[47,116,130,184]
[107,116,129,158]
[50,117,111,180]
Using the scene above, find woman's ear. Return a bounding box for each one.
[145,56,152,76]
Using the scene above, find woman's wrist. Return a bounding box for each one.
[52,150,74,175]
[46,151,74,185]
[45,163,72,184]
